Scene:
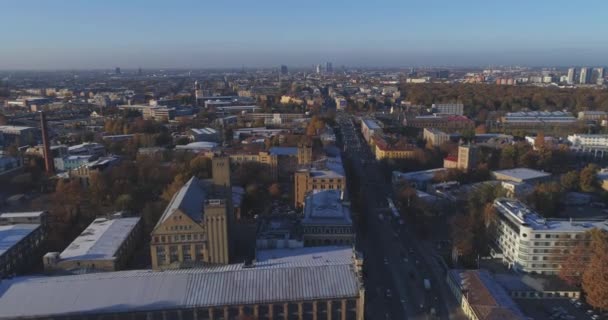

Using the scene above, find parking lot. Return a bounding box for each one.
[515,298,603,320]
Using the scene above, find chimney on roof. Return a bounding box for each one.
[39,111,54,175]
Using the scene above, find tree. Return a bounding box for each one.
[115,194,134,212]
[580,164,600,193]
[0,113,7,125]
[475,124,487,134]
[560,171,580,192]
[527,182,563,217]
[558,242,589,286]
[534,131,545,150]
[582,229,608,311]
[450,213,474,258]
[268,183,281,198]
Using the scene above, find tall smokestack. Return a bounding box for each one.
[39,111,54,174]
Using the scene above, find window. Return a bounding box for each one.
[535,234,541,239]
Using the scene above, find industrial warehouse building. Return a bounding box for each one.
[0,246,365,320]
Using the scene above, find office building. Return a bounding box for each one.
[0,223,46,278]
[492,198,608,274]
[577,110,607,121]
[115,67,121,75]
[596,67,605,85]
[432,103,464,115]
[566,67,576,84]
[280,65,288,75]
[568,134,608,147]
[335,96,347,110]
[43,215,142,273]
[0,246,365,320]
[491,168,551,184]
[302,190,354,247]
[228,151,279,181]
[579,67,591,84]
[423,128,450,147]
[447,269,526,320]
[501,111,576,128]
[392,168,448,190]
[150,157,233,269]
[360,118,382,143]
[294,155,346,207]
[405,115,474,132]
[143,106,175,121]
[0,125,37,147]
[315,64,322,74]
[371,135,416,160]
[457,145,477,171]
[53,155,94,171]
[326,62,333,73]
[189,128,219,142]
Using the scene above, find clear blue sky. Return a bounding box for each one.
[1,0,607,69]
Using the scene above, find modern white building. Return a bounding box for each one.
[567,134,608,148]
[567,67,576,84]
[492,198,608,275]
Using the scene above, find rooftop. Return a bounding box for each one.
[303,190,351,226]
[492,168,551,181]
[0,211,45,219]
[269,146,298,156]
[362,118,382,130]
[494,198,608,232]
[448,269,526,320]
[0,224,40,256]
[190,128,217,135]
[156,177,207,227]
[58,217,140,262]
[0,247,360,319]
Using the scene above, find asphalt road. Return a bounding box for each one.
[335,112,463,320]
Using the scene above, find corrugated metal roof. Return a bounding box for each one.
[0,247,360,319]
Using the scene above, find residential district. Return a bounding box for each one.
[1,66,608,320]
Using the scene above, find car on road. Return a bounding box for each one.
[383,258,389,265]
[385,289,392,298]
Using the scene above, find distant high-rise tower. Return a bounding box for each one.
[596,67,605,85]
[39,111,54,175]
[137,67,142,76]
[326,62,333,73]
[580,67,591,84]
[280,65,288,75]
[194,80,202,103]
[567,67,576,84]
[115,67,121,75]
[315,64,322,74]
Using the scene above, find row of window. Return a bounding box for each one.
[154,233,205,244]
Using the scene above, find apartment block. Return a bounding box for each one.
[294,156,346,207]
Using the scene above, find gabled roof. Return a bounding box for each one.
[155,177,206,228]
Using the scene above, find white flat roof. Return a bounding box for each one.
[59,217,140,261]
[494,198,608,232]
[492,168,551,181]
[0,211,45,219]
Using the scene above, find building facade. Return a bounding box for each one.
[0,223,45,278]
[492,198,608,275]
[294,156,346,207]
[150,157,233,269]
[302,190,354,247]
[423,128,450,147]
[457,145,477,171]
[0,247,365,320]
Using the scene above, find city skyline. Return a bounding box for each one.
[2,0,608,69]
